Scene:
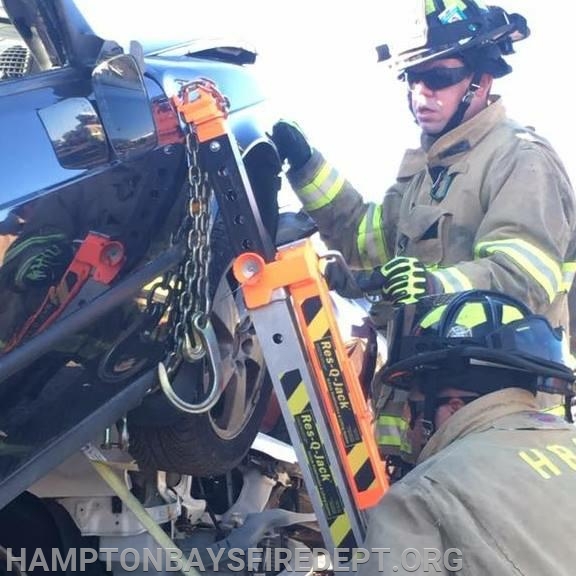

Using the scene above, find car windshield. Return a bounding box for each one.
[0,5,22,47]
[73,0,256,53]
[0,6,37,78]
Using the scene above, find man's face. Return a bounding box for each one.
[407,386,480,449]
[405,57,486,135]
[433,387,480,429]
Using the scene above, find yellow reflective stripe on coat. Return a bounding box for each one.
[299,162,344,211]
[377,415,411,453]
[475,239,562,302]
[429,266,473,293]
[542,404,566,417]
[424,0,436,14]
[561,261,576,292]
[378,414,408,432]
[357,204,389,268]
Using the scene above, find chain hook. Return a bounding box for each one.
[158,314,225,414]
[153,79,232,414]
[181,312,208,362]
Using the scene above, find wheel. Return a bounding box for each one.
[128,142,280,477]
[128,219,272,477]
[0,492,107,576]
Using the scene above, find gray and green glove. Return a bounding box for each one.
[381,256,442,304]
[1,232,72,291]
[271,120,312,171]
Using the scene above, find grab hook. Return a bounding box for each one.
[158,313,225,414]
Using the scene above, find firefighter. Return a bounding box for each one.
[357,289,576,575]
[271,1,576,337]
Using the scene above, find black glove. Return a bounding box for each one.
[1,232,72,292]
[380,257,442,304]
[271,120,312,170]
[324,262,387,299]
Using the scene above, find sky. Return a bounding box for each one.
[79,1,574,204]
[247,1,575,203]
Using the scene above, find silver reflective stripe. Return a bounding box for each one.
[298,162,344,211]
[430,266,473,293]
[475,238,562,302]
[357,204,388,268]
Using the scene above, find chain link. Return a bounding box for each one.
[164,124,213,371]
[149,85,221,373]
[142,79,231,376]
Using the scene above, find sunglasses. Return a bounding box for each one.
[404,66,471,91]
[408,395,478,424]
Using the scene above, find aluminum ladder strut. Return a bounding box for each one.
[173,80,389,554]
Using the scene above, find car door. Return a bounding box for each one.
[0,0,190,506]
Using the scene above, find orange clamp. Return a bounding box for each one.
[171,78,229,143]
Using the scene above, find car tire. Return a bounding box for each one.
[128,215,273,477]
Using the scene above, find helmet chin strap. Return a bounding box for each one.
[421,390,437,444]
[411,71,484,140]
[441,71,483,135]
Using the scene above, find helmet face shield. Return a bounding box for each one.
[486,316,576,395]
[487,316,568,367]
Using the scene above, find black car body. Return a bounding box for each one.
[0,0,281,510]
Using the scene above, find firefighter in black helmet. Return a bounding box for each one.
[357,289,576,575]
[271,1,576,349]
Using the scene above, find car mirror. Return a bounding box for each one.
[92,54,157,162]
[38,97,110,170]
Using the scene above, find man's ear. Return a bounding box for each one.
[476,73,493,99]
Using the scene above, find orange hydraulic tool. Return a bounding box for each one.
[173,79,388,553]
[6,232,125,351]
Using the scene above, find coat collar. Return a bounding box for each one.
[417,387,539,464]
[423,96,506,167]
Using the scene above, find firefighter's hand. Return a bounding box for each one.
[0,233,72,292]
[324,262,387,299]
[380,256,441,304]
[271,120,312,170]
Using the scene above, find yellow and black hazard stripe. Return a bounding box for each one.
[300,295,379,500]
[280,368,358,550]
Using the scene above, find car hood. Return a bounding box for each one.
[1,2,258,69]
[141,36,257,65]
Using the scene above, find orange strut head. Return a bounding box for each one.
[233,252,266,285]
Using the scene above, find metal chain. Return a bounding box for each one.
[144,78,230,376]
[145,102,213,374]
[164,124,213,372]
